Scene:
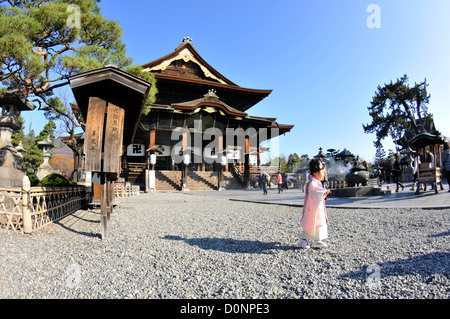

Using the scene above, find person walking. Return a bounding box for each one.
[261,172,268,195]
[410,151,420,191]
[297,159,331,249]
[392,153,404,192]
[441,142,450,192]
[277,172,283,193]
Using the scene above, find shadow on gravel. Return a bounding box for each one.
[430,231,450,238]
[340,251,450,281]
[163,235,295,254]
[54,210,101,239]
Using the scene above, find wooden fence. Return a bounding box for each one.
[0,177,89,234]
[114,185,140,197]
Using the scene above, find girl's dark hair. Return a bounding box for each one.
[309,158,324,174]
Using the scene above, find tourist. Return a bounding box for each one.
[297,158,331,249]
[441,143,450,192]
[277,172,283,193]
[285,174,290,189]
[261,172,268,195]
[410,151,420,191]
[392,153,404,192]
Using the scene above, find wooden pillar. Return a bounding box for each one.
[244,136,250,188]
[438,144,444,191]
[106,179,113,220]
[181,131,189,192]
[149,129,156,149]
[148,129,156,171]
[257,143,261,170]
[22,176,32,234]
[100,173,107,239]
[433,144,438,193]
[217,135,224,189]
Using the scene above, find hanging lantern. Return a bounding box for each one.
[183,153,190,165]
[221,154,227,166]
[150,154,157,165]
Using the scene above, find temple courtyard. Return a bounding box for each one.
[0,184,449,299]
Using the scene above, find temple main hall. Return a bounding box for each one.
[72,38,294,192]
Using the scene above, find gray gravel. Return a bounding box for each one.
[0,191,449,299]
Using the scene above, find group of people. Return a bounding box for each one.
[376,145,450,193]
[258,143,450,251]
[259,172,291,195]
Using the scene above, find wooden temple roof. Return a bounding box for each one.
[67,40,293,148]
[171,90,248,117]
[142,87,293,135]
[408,132,446,148]
[142,38,272,112]
[141,39,294,136]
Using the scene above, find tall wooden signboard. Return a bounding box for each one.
[69,66,151,239]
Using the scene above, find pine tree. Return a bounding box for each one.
[0,0,157,127]
[363,74,432,149]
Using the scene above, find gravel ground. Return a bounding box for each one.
[0,191,449,299]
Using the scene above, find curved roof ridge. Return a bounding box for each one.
[171,94,248,117]
[142,38,237,86]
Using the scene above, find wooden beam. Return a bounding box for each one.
[84,97,106,172]
[149,129,156,149]
[103,103,125,173]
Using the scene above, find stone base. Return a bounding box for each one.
[329,186,385,197]
[36,164,55,180]
[0,168,24,187]
[0,149,25,188]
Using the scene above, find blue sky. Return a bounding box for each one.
[22,0,450,162]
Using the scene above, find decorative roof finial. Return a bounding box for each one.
[176,37,194,50]
[204,89,218,99]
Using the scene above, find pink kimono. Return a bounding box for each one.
[300,176,329,241]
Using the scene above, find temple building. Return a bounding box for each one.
[70,38,294,191]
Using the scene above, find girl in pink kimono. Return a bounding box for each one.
[297,159,330,249]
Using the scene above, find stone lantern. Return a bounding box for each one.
[36,137,55,180]
[15,141,26,157]
[0,90,35,187]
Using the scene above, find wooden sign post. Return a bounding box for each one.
[84,97,125,238]
[69,66,151,239]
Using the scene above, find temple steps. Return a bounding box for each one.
[126,169,145,188]
[155,171,182,191]
[223,172,243,189]
[154,171,243,191]
[124,169,244,192]
[187,171,217,190]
